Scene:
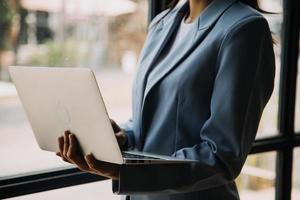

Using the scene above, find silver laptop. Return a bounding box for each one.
[9,66,197,165]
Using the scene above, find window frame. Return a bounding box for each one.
[1,0,300,199]
[0,168,105,198]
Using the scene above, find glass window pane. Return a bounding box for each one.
[237,152,276,200]
[256,0,283,138]
[0,0,148,178]
[292,148,300,199]
[6,180,118,200]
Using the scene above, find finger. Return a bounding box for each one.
[67,134,83,161]
[67,133,78,158]
[58,136,71,163]
[56,152,72,164]
[85,154,110,172]
[85,154,119,179]
[85,154,100,169]
[110,119,121,133]
[115,131,127,147]
[58,136,64,158]
[63,130,71,158]
[84,154,106,175]
[67,134,90,171]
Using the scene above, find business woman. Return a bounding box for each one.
[57,0,275,199]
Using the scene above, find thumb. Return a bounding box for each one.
[110,119,121,133]
[115,131,127,147]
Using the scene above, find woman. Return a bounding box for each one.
[57,0,275,199]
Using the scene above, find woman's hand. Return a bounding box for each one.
[56,131,120,180]
[110,119,128,148]
[56,119,127,180]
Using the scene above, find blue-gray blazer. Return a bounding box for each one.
[113,0,275,199]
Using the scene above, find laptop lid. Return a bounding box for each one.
[9,66,123,164]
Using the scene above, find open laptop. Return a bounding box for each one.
[9,66,197,165]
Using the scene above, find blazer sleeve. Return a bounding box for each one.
[113,16,276,195]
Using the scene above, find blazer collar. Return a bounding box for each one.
[141,0,237,99]
[161,0,237,30]
[197,0,237,29]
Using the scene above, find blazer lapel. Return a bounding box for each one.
[135,3,187,115]
[142,0,236,104]
[142,27,210,100]
[139,0,237,149]
[133,2,189,150]
[136,2,189,96]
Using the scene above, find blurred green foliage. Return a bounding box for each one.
[28,38,89,67]
[0,0,14,50]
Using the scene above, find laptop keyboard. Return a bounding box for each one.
[122,152,160,160]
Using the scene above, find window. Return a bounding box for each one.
[0,0,148,198]
[6,180,118,200]
[0,0,147,177]
[1,0,299,199]
[256,0,283,138]
[292,148,300,199]
[237,152,276,200]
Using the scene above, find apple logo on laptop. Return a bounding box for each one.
[54,101,71,126]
